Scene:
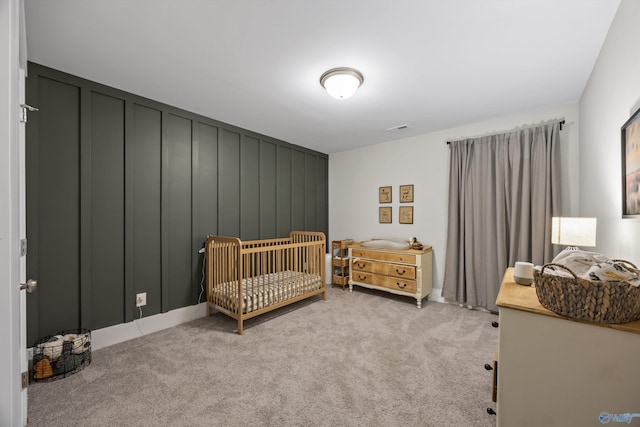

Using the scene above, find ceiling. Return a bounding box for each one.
[25,0,620,154]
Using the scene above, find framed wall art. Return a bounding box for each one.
[400,184,414,203]
[399,206,413,224]
[379,207,392,223]
[621,106,640,218]
[379,186,392,203]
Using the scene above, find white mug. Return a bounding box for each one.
[514,261,534,286]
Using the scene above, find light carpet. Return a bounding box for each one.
[28,286,499,427]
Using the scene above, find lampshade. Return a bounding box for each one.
[320,67,363,99]
[551,217,597,247]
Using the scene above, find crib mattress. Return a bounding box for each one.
[211,270,322,314]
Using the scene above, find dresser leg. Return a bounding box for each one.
[416,299,422,309]
[348,283,352,292]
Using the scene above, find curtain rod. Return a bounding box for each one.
[446,119,565,145]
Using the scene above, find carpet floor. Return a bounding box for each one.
[28,286,499,427]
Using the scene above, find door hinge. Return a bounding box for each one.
[20,238,27,257]
[19,104,39,123]
[21,371,28,389]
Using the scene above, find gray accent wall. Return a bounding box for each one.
[25,63,328,345]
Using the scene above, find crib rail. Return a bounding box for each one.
[290,230,326,244]
[206,236,242,315]
[206,231,326,334]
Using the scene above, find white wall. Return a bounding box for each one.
[329,103,579,294]
[579,0,640,263]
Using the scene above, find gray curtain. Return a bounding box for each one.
[442,121,561,312]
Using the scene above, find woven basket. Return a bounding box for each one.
[533,260,640,324]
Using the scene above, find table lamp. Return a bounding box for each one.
[551,217,597,250]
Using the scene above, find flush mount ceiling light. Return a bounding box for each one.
[320,67,364,99]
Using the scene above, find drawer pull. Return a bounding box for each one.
[396,282,407,289]
[358,274,367,280]
[357,263,366,269]
[395,268,406,275]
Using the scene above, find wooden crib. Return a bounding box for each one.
[206,231,326,334]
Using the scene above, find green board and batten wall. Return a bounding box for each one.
[26,63,329,345]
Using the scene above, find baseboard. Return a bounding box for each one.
[91,303,208,351]
[33,253,329,355]
[430,287,445,303]
[41,286,443,353]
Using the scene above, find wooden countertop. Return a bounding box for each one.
[349,243,432,254]
[496,267,640,334]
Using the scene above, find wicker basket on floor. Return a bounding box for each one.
[533,261,640,324]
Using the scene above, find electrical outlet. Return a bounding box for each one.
[136,292,147,307]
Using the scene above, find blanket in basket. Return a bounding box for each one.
[539,249,640,287]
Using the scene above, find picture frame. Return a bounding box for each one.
[379,186,392,203]
[399,184,414,203]
[379,206,392,224]
[399,206,413,224]
[621,106,640,218]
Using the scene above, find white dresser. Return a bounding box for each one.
[348,245,432,308]
[496,268,640,426]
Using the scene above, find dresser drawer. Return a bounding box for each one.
[352,259,372,272]
[367,274,416,294]
[380,263,416,279]
[379,276,416,294]
[351,271,373,284]
[351,249,416,265]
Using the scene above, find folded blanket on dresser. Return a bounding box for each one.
[537,249,640,287]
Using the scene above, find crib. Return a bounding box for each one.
[206,231,326,334]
